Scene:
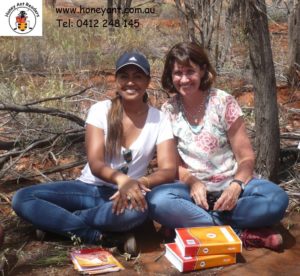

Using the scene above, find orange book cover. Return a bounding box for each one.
[70,248,124,273]
[175,225,242,257]
[165,243,236,272]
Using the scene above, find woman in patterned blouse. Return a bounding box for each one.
[147,42,289,251]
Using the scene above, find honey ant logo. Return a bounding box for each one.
[8,5,36,34]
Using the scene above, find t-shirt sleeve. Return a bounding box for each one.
[223,95,243,131]
[85,101,108,129]
[156,112,174,145]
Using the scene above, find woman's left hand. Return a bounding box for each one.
[109,191,129,215]
[213,184,241,211]
[110,177,148,215]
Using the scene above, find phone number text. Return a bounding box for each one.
[56,18,140,28]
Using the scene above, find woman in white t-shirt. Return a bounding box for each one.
[12,51,176,255]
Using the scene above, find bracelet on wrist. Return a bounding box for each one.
[141,176,150,188]
[182,171,191,183]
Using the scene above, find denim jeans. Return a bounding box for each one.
[147,179,289,232]
[12,180,148,243]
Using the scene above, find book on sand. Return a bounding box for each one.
[165,243,236,272]
[175,225,242,257]
[70,248,124,275]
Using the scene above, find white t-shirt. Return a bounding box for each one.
[78,100,174,188]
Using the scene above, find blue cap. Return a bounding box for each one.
[116,51,150,76]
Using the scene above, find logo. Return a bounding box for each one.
[9,7,36,34]
[202,247,209,254]
[186,239,196,245]
[129,57,137,61]
[1,1,42,36]
[206,233,217,239]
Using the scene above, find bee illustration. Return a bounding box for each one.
[15,10,31,32]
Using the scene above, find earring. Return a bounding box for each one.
[143,92,148,103]
[207,71,213,81]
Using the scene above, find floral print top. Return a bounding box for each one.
[161,88,243,192]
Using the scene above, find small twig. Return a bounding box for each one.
[281,132,300,139]
[8,241,28,274]
[154,250,165,262]
[33,168,54,182]
[24,86,93,106]
[0,130,84,157]
[0,193,11,204]
[0,135,59,158]
[0,103,85,127]
[287,192,300,196]
[1,160,86,184]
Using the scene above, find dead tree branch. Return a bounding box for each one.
[0,103,85,127]
[0,159,86,185]
[24,86,92,106]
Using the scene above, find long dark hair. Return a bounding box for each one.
[162,42,216,93]
[106,74,149,160]
[106,93,123,160]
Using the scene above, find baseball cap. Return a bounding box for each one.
[116,51,150,76]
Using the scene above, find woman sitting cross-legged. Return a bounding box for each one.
[147,42,289,251]
[12,51,177,256]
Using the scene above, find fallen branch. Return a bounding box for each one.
[283,107,300,114]
[0,130,85,178]
[0,135,59,159]
[280,132,300,140]
[24,86,92,106]
[0,103,85,127]
[287,192,300,196]
[0,159,86,185]
[0,129,84,152]
[0,140,22,150]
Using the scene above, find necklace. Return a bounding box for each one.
[179,92,210,134]
[181,102,205,124]
[180,93,208,124]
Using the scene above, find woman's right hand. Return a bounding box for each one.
[190,181,209,210]
[110,176,147,214]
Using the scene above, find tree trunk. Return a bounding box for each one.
[287,0,300,86]
[245,0,280,182]
[174,0,190,41]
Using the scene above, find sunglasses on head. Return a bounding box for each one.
[118,149,132,175]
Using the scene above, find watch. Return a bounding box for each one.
[230,179,246,191]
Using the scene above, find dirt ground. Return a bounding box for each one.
[1,210,300,276]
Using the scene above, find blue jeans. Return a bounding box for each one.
[147,179,289,232]
[12,180,148,243]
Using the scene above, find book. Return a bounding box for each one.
[165,243,236,272]
[175,225,242,257]
[70,248,124,275]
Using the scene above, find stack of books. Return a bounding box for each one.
[165,225,242,272]
[70,248,124,275]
